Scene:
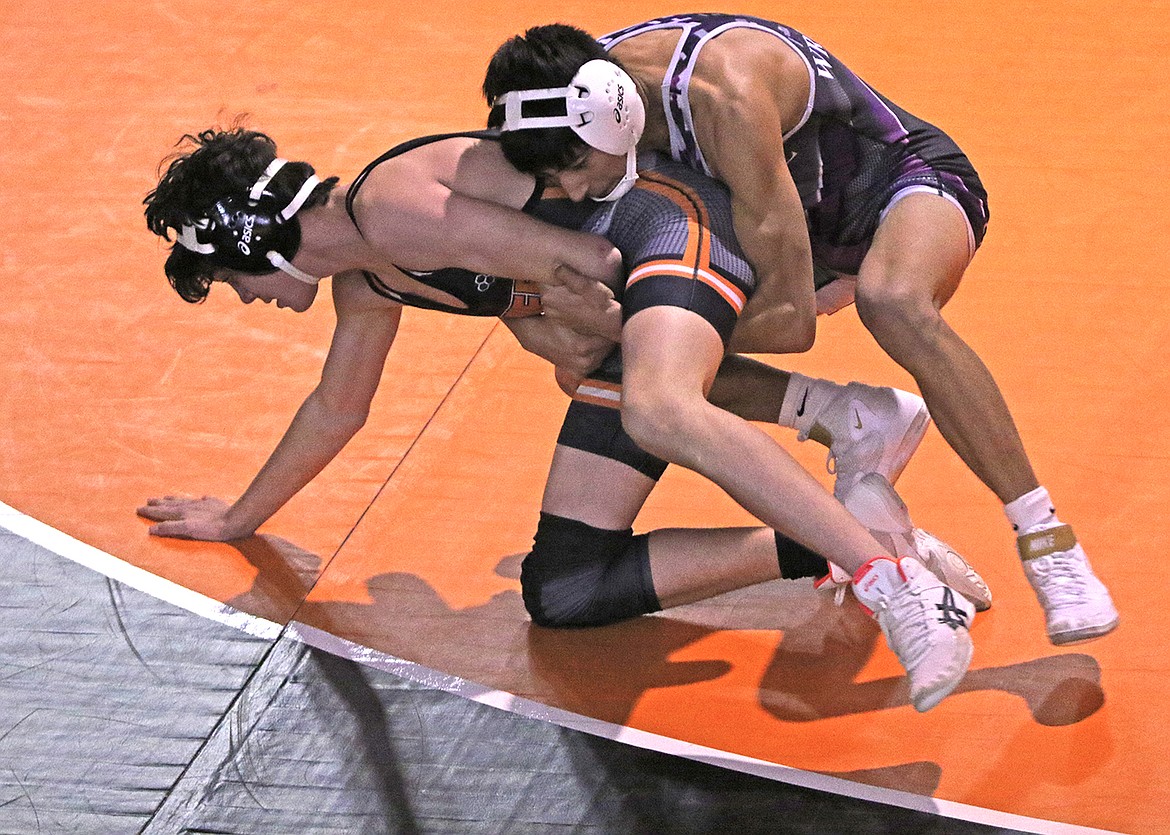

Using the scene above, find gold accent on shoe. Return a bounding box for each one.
[1017,524,1077,561]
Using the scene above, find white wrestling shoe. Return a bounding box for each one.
[796,381,931,499]
[852,556,975,712]
[834,473,992,611]
[1019,525,1119,645]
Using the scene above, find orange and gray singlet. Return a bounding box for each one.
[533,151,759,479]
[531,151,756,350]
[599,13,990,275]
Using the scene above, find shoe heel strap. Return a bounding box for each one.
[849,556,900,617]
[1017,524,1077,561]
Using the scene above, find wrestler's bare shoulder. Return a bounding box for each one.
[690,30,808,123]
[611,27,808,138]
[607,29,677,81]
[352,134,531,215]
[705,30,802,82]
[352,135,475,202]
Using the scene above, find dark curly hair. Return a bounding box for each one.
[143,124,337,302]
[483,24,613,176]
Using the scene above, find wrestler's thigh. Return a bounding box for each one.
[859,192,973,310]
[622,306,726,396]
[541,445,657,529]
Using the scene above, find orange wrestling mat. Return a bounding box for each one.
[2,1,1167,832]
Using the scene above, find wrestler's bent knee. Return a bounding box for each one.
[521,512,659,628]
[620,391,692,462]
[856,283,943,348]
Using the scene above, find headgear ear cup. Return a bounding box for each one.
[174,159,323,283]
[264,171,322,283]
[562,60,645,156]
[497,60,646,201]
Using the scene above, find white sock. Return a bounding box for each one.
[778,373,842,436]
[1005,486,1060,534]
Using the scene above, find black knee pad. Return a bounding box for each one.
[522,513,660,628]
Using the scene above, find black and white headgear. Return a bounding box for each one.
[495,59,646,202]
[175,158,322,284]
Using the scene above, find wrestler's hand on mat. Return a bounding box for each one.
[137,495,249,541]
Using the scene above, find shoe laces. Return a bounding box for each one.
[816,563,852,606]
[826,430,881,481]
[795,424,839,475]
[1030,550,1092,605]
[877,583,933,669]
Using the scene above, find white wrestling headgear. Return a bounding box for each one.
[496,59,646,202]
[175,158,323,284]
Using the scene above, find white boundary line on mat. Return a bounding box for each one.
[0,499,282,640]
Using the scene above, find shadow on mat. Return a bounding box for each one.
[758,599,1104,726]
[224,537,1103,732]
[227,533,325,623]
[282,569,955,804]
[306,647,425,835]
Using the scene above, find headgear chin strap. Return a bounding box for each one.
[175,158,324,284]
[496,59,646,202]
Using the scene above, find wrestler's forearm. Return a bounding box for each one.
[727,197,817,354]
[702,97,817,353]
[434,193,624,290]
[224,392,366,538]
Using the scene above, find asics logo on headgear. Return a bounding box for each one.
[238,213,256,255]
[614,85,624,124]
